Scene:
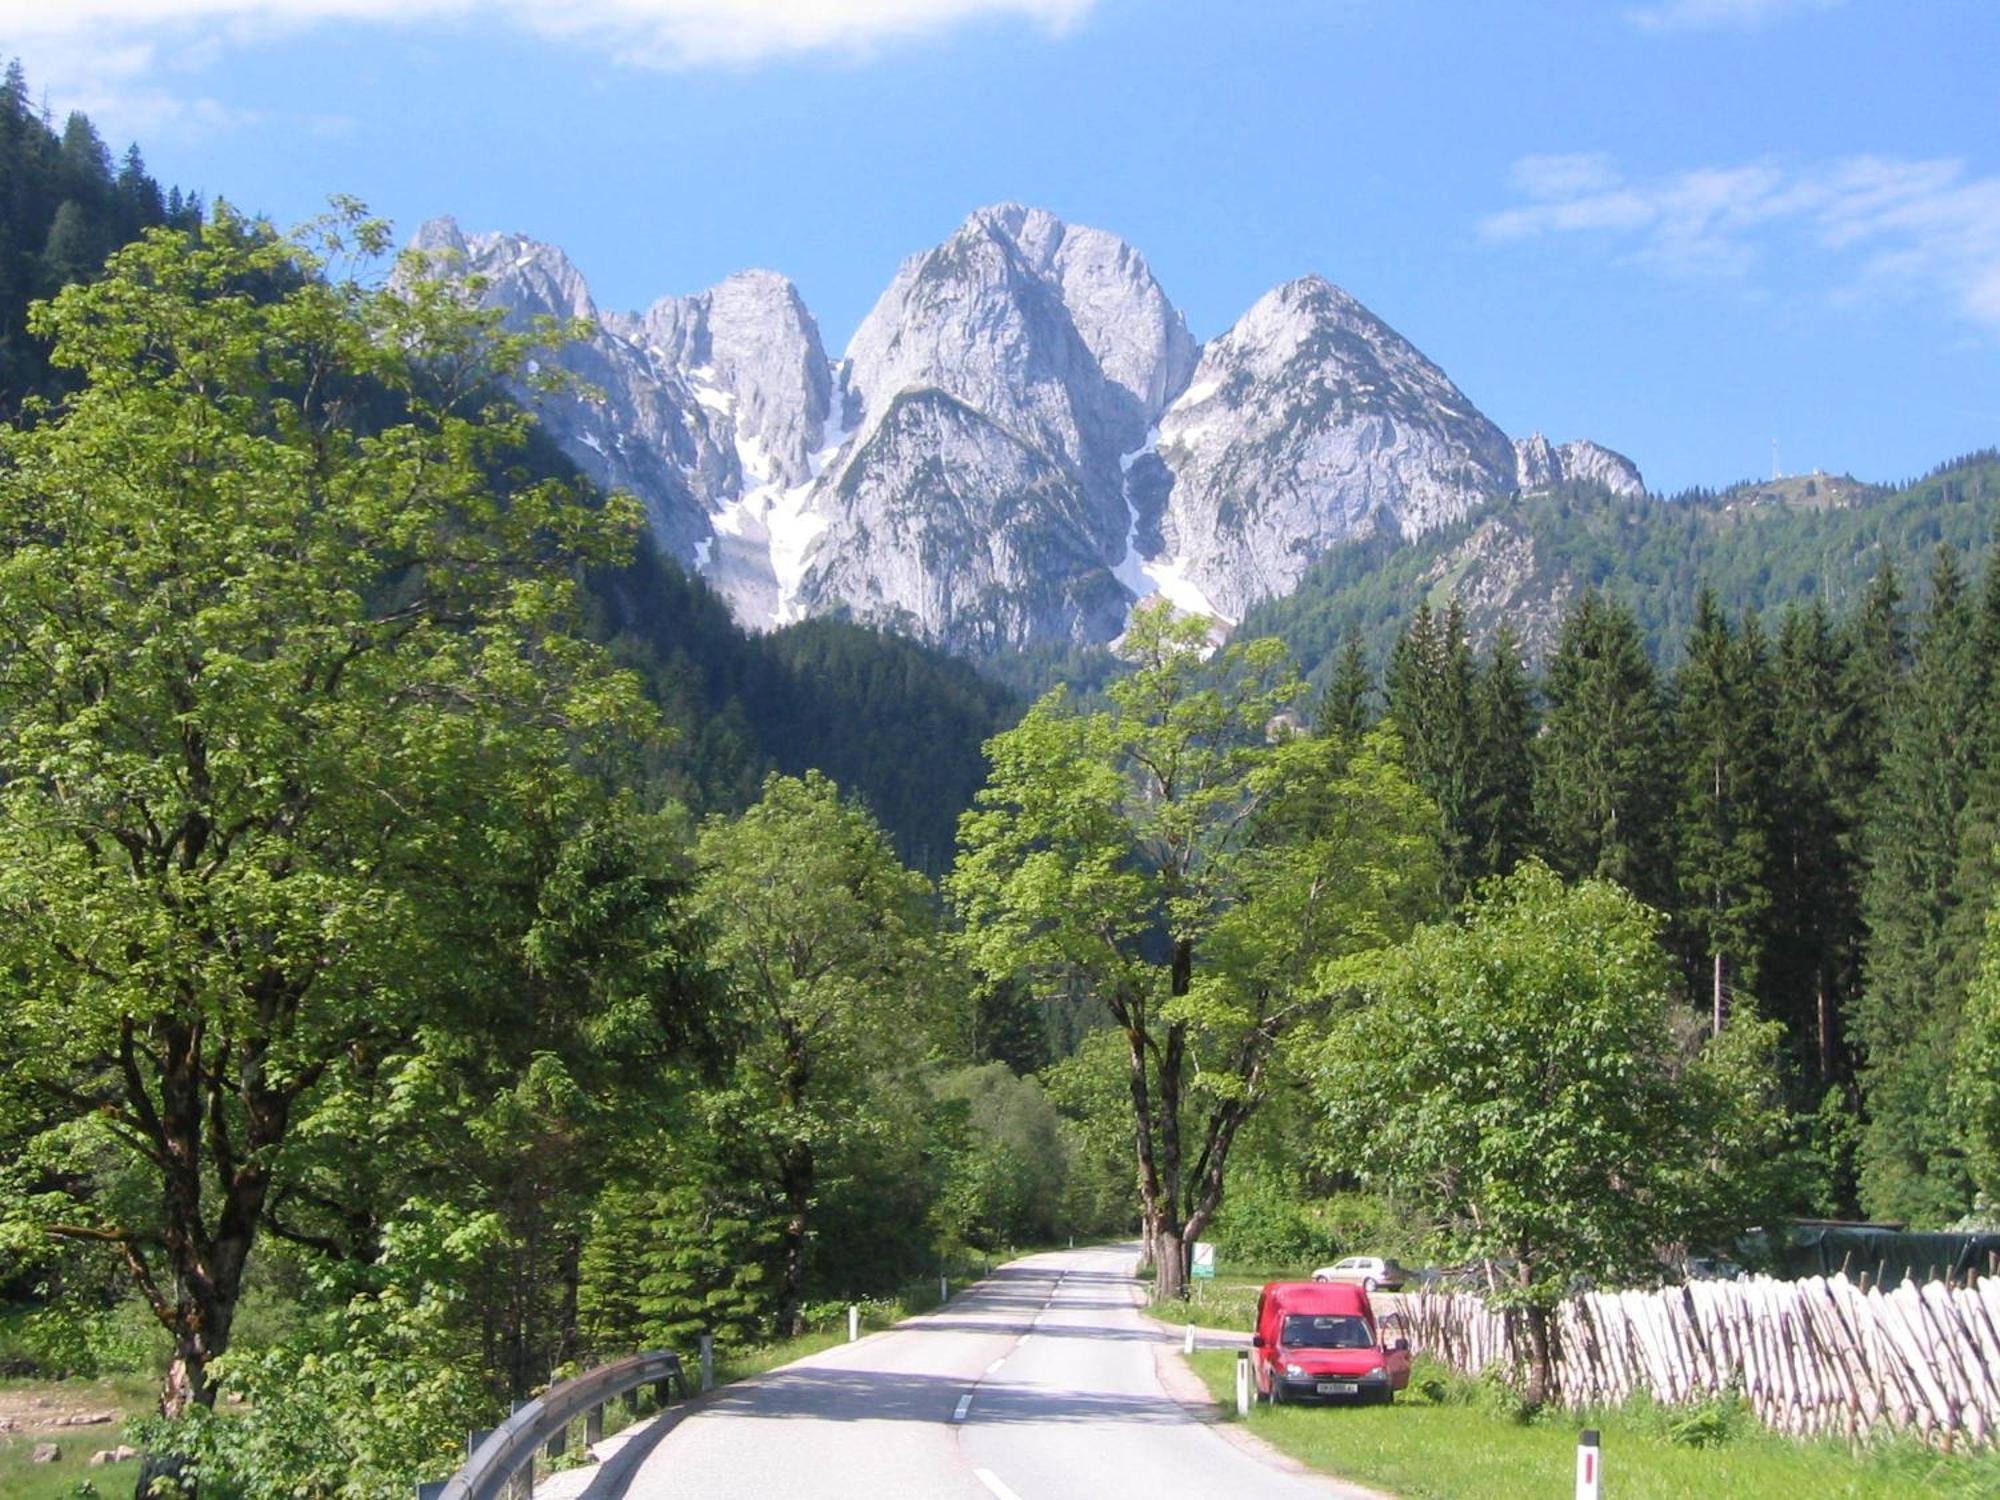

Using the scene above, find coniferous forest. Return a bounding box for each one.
[3,64,2000,1498]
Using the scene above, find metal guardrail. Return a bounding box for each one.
[418,1349,688,1500]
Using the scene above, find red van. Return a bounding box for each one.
[1250,1281,1411,1404]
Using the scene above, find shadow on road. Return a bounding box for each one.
[692,1366,1193,1427]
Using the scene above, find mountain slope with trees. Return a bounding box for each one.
[1243,453,2000,682]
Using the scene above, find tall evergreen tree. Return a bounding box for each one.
[1386,598,1481,899]
[1768,598,1866,1087]
[1669,591,1778,1035]
[1855,548,1989,1223]
[1472,622,1538,882]
[1316,625,1375,740]
[1534,590,1675,910]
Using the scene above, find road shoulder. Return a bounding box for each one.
[1136,1303,1397,1500]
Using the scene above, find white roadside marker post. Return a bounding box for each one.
[848,1304,859,1343]
[699,1332,713,1392]
[941,1273,949,1304]
[1184,1323,1195,1355]
[1576,1428,1601,1500]
[1235,1352,1251,1418]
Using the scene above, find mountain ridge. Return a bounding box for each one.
[412,204,1642,655]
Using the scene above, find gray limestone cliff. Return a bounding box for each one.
[407,207,1643,655]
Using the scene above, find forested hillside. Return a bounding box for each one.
[1353,561,2000,1231]
[0,63,199,411]
[1245,452,2000,681]
[587,541,1019,874]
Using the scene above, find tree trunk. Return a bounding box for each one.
[1154,1223,1188,1302]
[1521,1302,1554,1411]
[1816,974,1834,1081]
[776,1139,814,1338]
[1152,1015,1188,1303]
[1712,951,1725,1037]
[131,1018,287,1497]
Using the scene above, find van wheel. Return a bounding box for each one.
[1363,1276,1378,1293]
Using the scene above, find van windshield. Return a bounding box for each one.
[1280,1313,1372,1350]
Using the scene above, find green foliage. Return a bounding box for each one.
[1315,861,1789,1396]
[137,1212,500,1499]
[591,552,1021,874]
[0,200,659,1456]
[1534,591,1675,909]
[1951,903,2000,1203]
[1241,455,2000,681]
[0,64,198,412]
[953,601,1438,1295]
[578,1169,778,1355]
[1668,591,1779,1030]
[691,771,954,1331]
[1854,550,1989,1222]
[928,1063,1069,1250]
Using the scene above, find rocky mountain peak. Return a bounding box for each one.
[611,269,834,490]
[411,218,600,325]
[1139,272,1520,622]
[409,207,1643,656]
[1514,433,1647,498]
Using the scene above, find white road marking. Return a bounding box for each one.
[975,1468,1026,1500]
[953,1394,973,1423]
[985,1357,1007,1374]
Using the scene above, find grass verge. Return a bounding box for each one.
[1184,1350,2000,1500]
[0,1374,155,1500]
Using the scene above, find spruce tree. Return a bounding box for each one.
[1534,590,1675,910]
[1317,625,1375,740]
[1768,598,1865,1087]
[1855,548,1988,1223]
[1472,622,1537,881]
[1669,590,1777,1035]
[1386,598,1481,899]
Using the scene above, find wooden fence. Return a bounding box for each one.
[1401,1274,2000,1447]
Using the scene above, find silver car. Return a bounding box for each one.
[1310,1255,1407,1292]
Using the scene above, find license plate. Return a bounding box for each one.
[1317,1382,1359,1395]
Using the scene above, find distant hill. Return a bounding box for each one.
[1239,451,2000,682]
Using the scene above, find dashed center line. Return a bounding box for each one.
[985,1357,1007,1374]
[952,1393,973,1423]
[975,1468,1026,1500]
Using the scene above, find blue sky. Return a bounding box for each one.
[10,0,1998,493]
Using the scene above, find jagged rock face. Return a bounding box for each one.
[406,217,831,569]
[606,270,833,490]
[1419,518,1577,663]
[800,389,1131,653]
[1514,433,1647,498]
[1149,276,1519,622]
[1557,439,1646,498]
[806,203,1196,647]
[409,207,1643,655]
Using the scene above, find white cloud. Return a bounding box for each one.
[1625,0,1840,32]
[1480,153,2000,331]
[0,0,1094,139]
[0,0,1096,68]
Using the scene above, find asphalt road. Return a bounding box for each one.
[577,1244,1378,1500]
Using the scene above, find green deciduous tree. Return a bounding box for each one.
[690,771,951,1335]
[1314,861,1788,1407]
[953,602,1437,1299]
[0,204,646,1483]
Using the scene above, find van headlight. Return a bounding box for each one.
[1365,1365,1384,1379]
[1284,1363,1308,1378]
